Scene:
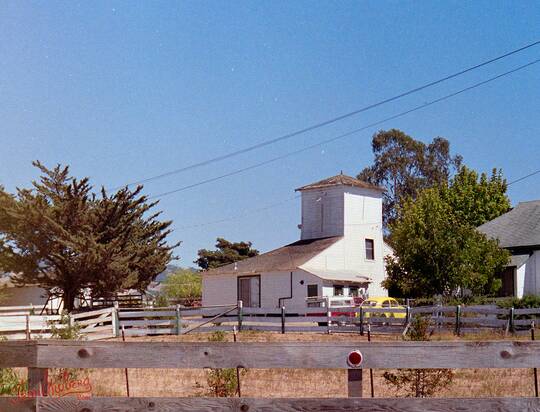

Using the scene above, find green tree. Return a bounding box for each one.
[196,238,258,270]
[162,269,202,305]
[358,129,462,230]
[441,166,510,227]
[0,162,179,312]
[384,187,509,297]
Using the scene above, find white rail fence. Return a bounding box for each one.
[1,302,538,340]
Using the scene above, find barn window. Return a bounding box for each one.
[333,285,344,296]
[365,239,375,260]
[349,286,358,297]
[307,284,318,297]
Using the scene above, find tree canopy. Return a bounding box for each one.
[358,129,462,230]
[383,181,510,298]
[440,166,510,227]
[0,162,179,311]
[195,238,259,270]
[162,268,202,306]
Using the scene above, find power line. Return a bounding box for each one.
[114,39,540,190]
[174,195,300,229]
[148,57,540,200]
[176,167,540,231]
[508,169,540,186]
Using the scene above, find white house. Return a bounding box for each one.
[478,200,540,298]
[0,273,63,313]
[202,174,393,308]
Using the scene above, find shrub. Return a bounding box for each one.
[383,316,454,397]
[0,336,21,395]
[195,331,244,396]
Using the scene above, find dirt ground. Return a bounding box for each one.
[79,330,537,398]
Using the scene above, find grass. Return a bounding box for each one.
[80,329,539,398]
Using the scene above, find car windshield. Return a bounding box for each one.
[362,300,377,307]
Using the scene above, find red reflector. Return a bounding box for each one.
[347,350,363,367]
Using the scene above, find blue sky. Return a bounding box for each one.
[1,1,539,265]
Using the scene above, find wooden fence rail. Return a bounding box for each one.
[1,340,540,411]
[3,303,539,340]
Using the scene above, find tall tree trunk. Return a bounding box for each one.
[63,289,76,313]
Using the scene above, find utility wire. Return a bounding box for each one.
[176,167,540,231]
[174,195,301,229]
[114,39,540,190]
[508,169,540,186]
[148,57,540,200]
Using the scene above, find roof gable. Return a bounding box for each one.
[478,200,540,249]
[295,174,384,192]
[203,236,342,275]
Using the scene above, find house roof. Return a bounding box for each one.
[478,200,540,249]
[510,254,530,268]
[203,236,342,276]
[300,268,371,283]
[295,173,385,192]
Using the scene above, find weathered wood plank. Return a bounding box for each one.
[13,340,540,369]
[0,397,36,412]
[0,340,36,367]
[120,319,176,327]
[34,396,540,412]
[71,307,113,319]
[28,367,48,396]
[118,311,176,318]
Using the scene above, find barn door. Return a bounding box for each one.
[238,276,260,307]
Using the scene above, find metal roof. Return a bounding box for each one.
[295,174,385,192]
[478,200,540,249]
[203,236,342,276]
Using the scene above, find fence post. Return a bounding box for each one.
[455,305,461,336]
[281,306,286,334]
[237,300,243,332]
[176,304,182,335]
[327,307,331,334]
[359,306,364,336]
[510,307,515,334]
[28,367,48,396]
[25,314,30,340]
[532,321,538,398]
[405,304,410,326]
[347,369,363,397]
[112,302,120,338]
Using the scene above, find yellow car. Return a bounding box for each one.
[361,297,406,319]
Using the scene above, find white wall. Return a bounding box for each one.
[202,273,238,306]
[523,252,538,296]
[202,270,324,309]
[516,264,526,298]
[299,187,389,298]
[300,187,344,240]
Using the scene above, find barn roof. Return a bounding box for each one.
[203,236,342,276]
[478,200,540,249]
[295,173,384,192]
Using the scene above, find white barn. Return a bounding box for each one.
[478,200,540,298]
[202,174,392,308]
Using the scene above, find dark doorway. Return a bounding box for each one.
[237,275,261,307]
[498,267,515,297]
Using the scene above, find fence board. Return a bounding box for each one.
[18,396,540,412]
[3,340,538,369]
[118,310,176,318]
[71,307,113,319]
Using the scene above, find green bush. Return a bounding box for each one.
[383,315,454,397]
[496,295,540,309]
[0,336,22,395]
[195,331,245,397]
